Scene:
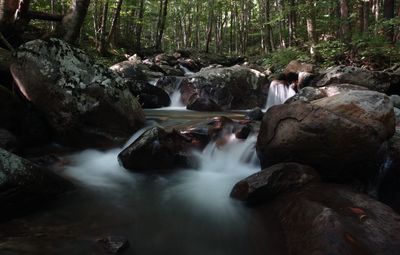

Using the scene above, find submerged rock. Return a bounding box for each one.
[0,148,71,220]
[268,184,400,255]
[118,127,191,171]
[245,107,264,121]
[11,38,145,147]
[231,162,319,204]
[257,90,395,183]
[186,96,221,111]
[97,236,129,254]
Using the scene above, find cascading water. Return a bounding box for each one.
[179,64,195,76]
[1,112,282,255]
[167,77,185,109]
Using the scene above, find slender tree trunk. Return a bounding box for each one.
[155,0,168,50]
[383,0,395,42]
[364,0,370,33]
[97,0,108,54]
[205,0,213,53]
[306,0,317,57]
[340,0,351,43]
[107,0,123,47]
[135,0,144,51]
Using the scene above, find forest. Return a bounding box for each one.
[2,1,400,255]
[1,0,400,69]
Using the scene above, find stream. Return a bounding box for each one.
[0,109,286,255]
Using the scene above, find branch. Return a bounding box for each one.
[0,33,15,53]
[27,11,64,22]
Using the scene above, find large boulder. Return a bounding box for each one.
[284,60,315,74]
[109,60,148,81]
[118,127,191,171]
[230,162,319,204]
[0,129,18,152]
[257,90,395,183]
[266,184,400,255]
[182,65,268,110]
[312,65,400,93]
[0,148,72,220]
[11,38,145,147]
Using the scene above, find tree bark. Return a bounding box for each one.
[340,0,351,43]
[107,0,123,47]
[306,0,317,57]
[383,0,395,42]
[58,0,90,44]
[97,0,108,54]
[155,0,168,50]
[135,0,145,51]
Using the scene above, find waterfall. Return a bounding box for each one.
[167,77,185,109]
[179,64,195,76]
[265,81,296,111]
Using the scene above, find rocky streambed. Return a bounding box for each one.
[1,38,400,255]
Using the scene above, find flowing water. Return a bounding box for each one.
[0,110,285,255]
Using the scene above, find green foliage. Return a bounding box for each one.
[315,40,347,67]
[261,47,311,71]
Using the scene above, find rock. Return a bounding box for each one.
[390,95,400,108]
[126,81,171,108]
[186,96,221,111]
[268,184,400,255]
[0,86,50,147]
[154,53,178,66]
[155,76,188,95]
[183,65,268,110]
[0,148,72,220]
[257,90,395,183]
[177,58,201,73]
[231,163,319,204]
[245,107,264,121]
[394,108,400,127]
[0,129,18,152]
[11,38,145,148]
[284,60,315,74]
[312,65,400,93]
[118,127,191,171]
[286,83,369,103]
[376,130,400,213]
[97,236,129,254]
[159,64,185,76]
[109,61,147,81]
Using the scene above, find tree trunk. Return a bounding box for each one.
[135,0,145,51]
[383,0,395,42]
[340,0,351,43]
[155,0,168,50]
[306,0,317,57]
[107,0,123,47]
[58,0,90,44]
[364,0,370,33]
[97,0,108,55]
[205,0,214,53]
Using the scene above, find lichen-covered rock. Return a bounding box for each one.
[182,65,268,110]
[11,38,145,147]
[109,60,148,81]
[0,148,72,220]
[231,163,319,204]
[312,65,400,93]
[263,183,400,255]
[286,83,368,103]
[257,90,395,183]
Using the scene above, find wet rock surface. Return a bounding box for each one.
[11,38,145,147]
[231,162,319,204]
[269,184,400,255]
[311,65,400,93]
[0,148,72,221]
[257,90,395,183]
[97,236,129,254]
